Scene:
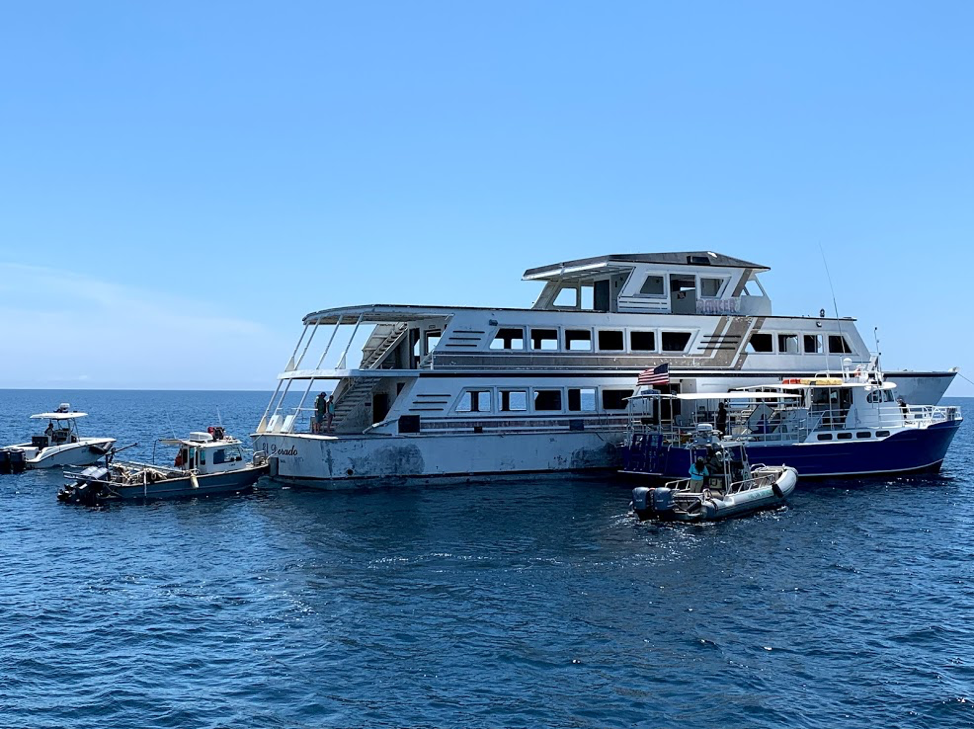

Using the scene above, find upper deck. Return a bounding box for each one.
[524,251,772,316]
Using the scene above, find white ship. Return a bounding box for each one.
[253,251,955,485]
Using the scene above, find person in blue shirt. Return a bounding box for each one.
[689,457,709,492]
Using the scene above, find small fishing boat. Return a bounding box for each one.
[631,439,797,522]
[0,405,115,473]
[58,427,268,505]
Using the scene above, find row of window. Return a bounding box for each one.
[455,387,632,414]
[490,327,694,354]
[817,430,891,441]
[551,275,734,308]
[746,333,854,355]
[638,273,726,298]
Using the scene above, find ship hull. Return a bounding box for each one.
[623,419,962,480]
[254,428,623,486]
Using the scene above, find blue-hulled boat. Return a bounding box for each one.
[621,365,962,480]
[58,428,269,505]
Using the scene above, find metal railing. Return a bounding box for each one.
[627,402,961,446]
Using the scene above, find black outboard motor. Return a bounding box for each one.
[2,450,28,474]
[57,465,111,506]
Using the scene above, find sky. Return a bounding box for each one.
[0,1,971,393]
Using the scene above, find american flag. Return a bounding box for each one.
[637,363,669,386]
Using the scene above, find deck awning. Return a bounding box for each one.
[278,368,422,381]
[301,303,535,326]
[522,252,770,281]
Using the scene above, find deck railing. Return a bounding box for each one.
[627,402,961,445]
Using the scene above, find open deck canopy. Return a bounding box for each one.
[302,303,530,326]
[522,251,769,282]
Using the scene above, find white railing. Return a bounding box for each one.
[626,402,962,446]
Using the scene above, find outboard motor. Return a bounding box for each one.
[58,465,111,505]
[632,486,675,520]
[6,450,27,474]
[77,465,110,484]
[693,423,715,444]
[632,487,653,519]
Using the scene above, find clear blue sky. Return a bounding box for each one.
[1,1,971,393]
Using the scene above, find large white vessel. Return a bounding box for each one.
[253,251,955,484]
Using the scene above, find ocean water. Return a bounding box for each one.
[1,389,972,729]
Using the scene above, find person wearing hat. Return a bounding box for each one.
[314,392,327,434]
[689,457,709,493]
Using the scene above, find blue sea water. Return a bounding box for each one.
[1,389,972,729]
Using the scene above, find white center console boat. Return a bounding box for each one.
[0,404,116,473]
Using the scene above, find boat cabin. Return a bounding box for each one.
[523,252,772,316]
[166,430,246,475]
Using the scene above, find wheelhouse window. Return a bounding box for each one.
[639,275,665,296]
[804,334,822,354]
[669,275,695,296]
[630,330,656,352]
[661,331,691,352]
[564,329,593,351]
[580,285,594,310]
[424,330,441,354]
[211,446,242,464]
[597,330,624,351]
[700,277,723,297]
[457,390,492,412]
[499,390,527,412]
[567,387,596,412]
[747,333,773,353]
[778,334,799,354]
[490,327,524,350]
[533,389,563,411]
[530,328,559,351]
[553,287,578,307]
[828,335,853,354]
[601,389,630,410]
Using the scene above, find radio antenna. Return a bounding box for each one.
[818,243,840,320]
[819,243,844,377]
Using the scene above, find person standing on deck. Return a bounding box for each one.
[689,457,709,493]
[326,394,335,433]
[314,392,327,434]
[715,402,728,436]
